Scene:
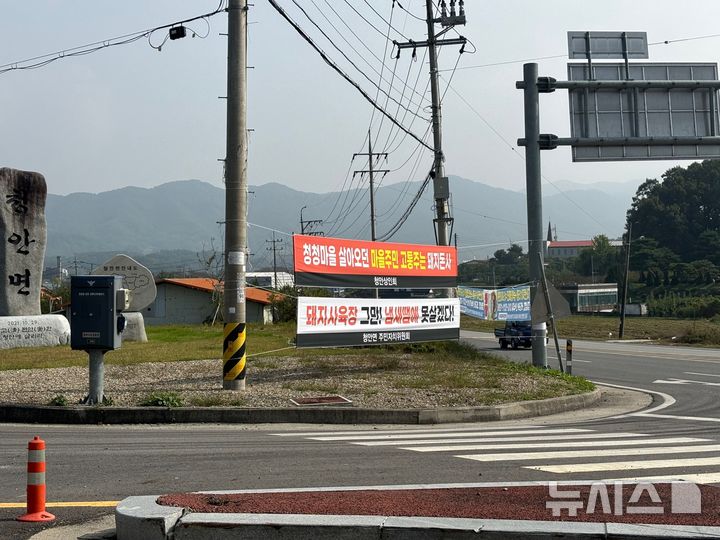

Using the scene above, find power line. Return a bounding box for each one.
[267,0,433,152]
[344,0,410,41]
[0,2,227,75]
[440,75,608,230]
[377,169,433,241]
[440,32,720,73]
[318,0,428,107]
[287,0,426,118]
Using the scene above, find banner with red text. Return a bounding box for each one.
[293,234,457,288]
[296,296,460,348]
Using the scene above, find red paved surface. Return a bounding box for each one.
[158,484,720,526]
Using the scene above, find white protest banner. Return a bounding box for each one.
[296,297,460,348]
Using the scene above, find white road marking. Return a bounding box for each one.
[685,372,720,378]
[306,428,590,441]
[271,426,540,437]
[354,432,650,447]
[595,382,676,416]
[578,348,720,364]
[571,359,591,363]
[529,456,720,474]
[632,413,720,423]
[607,473,720,484]
[458,444,720,462]
[653,378,720,387]
[402,437,707,453]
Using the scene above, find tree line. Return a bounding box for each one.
[459,160,720,318]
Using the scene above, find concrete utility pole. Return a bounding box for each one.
[222,0,249,391]
[266,232,283,289]
[426,0,449,246]
[396,0,466,247]
[353,130,389,241]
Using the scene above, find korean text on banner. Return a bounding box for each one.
[293,234,457,288]
[296,296,460,348]
[459,285,530,321]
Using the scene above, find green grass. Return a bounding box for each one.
[139,391,184,407]
[389,343,594,404]
[0,322,310,371]
[461,314,720,344]
[48,394,69,406]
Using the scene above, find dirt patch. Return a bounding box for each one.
[158,484,720,526]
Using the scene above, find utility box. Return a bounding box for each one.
[71,275,128,351]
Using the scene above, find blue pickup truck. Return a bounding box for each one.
[493,321,532,349]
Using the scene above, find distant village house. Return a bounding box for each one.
[144,278,278,325]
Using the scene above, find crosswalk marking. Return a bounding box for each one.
[306,428,590,442]
[401,437,707,453]
[458,444,720,462]
[354,432,650,446]
[270,425,541,437]
[530,456,720,474]
[607,473,720,484]
[272,425,720,481]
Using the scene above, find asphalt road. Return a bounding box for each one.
[2,333,719,539]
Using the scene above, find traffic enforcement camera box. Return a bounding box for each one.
[71,275,129,351]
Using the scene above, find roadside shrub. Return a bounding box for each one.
[677,324,720,345]
[140,391,183,407]
[648,295,720,318]
[48,394,68,406]
[270,286,331,323]
[269,286,297,323]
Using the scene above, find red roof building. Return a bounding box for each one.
[145,278,281,325]
[547,240,594,259]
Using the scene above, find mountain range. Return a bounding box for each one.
[44,175,640,275]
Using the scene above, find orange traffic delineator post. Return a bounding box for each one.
[17,436,55,522]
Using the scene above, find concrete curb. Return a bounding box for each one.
[0,388,601,425]
[116,484,720,540]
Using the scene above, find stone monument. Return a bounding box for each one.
[0,168,46,315]
[0,168,70,348]
[92,254,156,342]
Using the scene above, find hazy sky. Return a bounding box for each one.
[3,0,720,199]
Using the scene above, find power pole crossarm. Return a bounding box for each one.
[300,207,324,237]
[353,130,389,242]
[266,232,284,289]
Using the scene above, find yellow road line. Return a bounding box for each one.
[0,501,119,508]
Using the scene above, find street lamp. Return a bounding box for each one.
[300,205,307,234]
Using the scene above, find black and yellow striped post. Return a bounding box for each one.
[223,323,247,386]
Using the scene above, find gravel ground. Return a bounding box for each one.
[158,485,720,525]
[0,355,583,409]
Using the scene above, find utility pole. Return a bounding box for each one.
[353,129,389,241]
[618,221,633,339]
[222,0,248,391]
[519,63,547,369]
[300,206,324,236]
[395,0,466,246]
[266,232,283,289]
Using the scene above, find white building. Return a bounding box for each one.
[246,271,294,289]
